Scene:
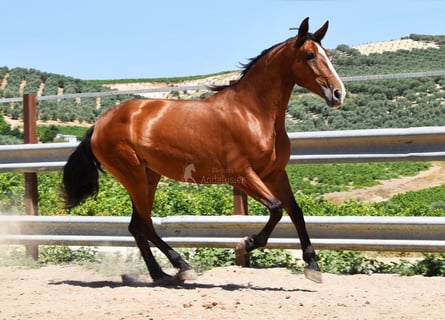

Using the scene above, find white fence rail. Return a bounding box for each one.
[1,215,445,252]
[1,126,445,172]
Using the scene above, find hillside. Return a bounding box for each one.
[354,38,439,55]
[0,33,445,140]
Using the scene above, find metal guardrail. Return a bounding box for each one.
[1,215,444,252]
[1,70,444,104]
[289,126,445,164]
[0,142,76,172]
[341,70,445,82]
[1,126,445,172]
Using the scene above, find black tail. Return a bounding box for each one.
[62,127,103,209]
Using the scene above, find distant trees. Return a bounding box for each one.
[409,34,445,45]
[335,44,361,57]
[0,114,22,144]
[0,66,142,125]
[286,74,445,132]
[332,44,445,76]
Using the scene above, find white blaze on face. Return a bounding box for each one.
[315,43,346,104]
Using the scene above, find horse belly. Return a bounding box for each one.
[134,111,227,183]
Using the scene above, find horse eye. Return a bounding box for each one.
[306,52,315,60]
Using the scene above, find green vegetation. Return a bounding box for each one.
[317,251,445,276]
[0,112,22,144]
[0,67,139,127]
[0,162,439,217]
[287,76,445,131]
[286,162,430,195]
[38,125,89,142]
[38,246,98,264]
[333,45,445,77]
[2,245,444,277]
[376,185,445,216]
[54,125,89,138]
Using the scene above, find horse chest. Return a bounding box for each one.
[240,130,290,175]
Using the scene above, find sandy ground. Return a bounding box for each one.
[324,162,445,204]
[1,265,444,320]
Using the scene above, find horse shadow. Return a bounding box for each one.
[49,274,316,293]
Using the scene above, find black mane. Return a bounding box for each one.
[210,41,286,92]
[211,33,320,92]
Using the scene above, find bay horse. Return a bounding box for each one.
[62,17,345,284]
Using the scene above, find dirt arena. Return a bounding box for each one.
[1,265,444,320]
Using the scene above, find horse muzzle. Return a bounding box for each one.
[324,87,346,109]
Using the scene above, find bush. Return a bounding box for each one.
[39,246,98,265]
[317,250,397,274]
[38,125,58,142]
[400,253,445,277]
[317,251,445,276]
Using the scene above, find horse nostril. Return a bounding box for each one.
[333,89,341,101]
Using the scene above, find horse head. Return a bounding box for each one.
[292,17,346,109]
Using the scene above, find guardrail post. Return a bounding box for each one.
[233,188,248,215]
[233,187,249,266]
[23,93,39,260]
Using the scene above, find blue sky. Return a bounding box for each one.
[2,0,444,80]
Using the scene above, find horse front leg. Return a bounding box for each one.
[287,199,321,283]
[235,202,282,267]
[265,171,322,283]
[232,170,285,264]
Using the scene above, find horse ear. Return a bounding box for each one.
[313,20,329,41]
[297,17,310,38]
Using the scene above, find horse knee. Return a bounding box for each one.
[269,200,283,221]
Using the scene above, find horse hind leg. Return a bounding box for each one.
[139,217,197,281]
[128,209,171,281]
[126,168,196,282]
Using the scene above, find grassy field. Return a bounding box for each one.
[1,161,441,218]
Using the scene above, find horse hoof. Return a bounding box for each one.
[304,268,323,283]
[177,269,197,281]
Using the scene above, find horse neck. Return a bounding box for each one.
[233,42,295,124]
